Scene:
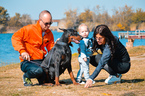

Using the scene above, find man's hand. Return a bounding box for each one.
[21,52,30,61]
[55,38,60,44]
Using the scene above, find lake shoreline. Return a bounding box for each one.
[1,32,145,66]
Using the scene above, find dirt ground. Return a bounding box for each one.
[0,52,145,96]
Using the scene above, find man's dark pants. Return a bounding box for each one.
[20,60,45,84]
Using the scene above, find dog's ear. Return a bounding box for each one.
[59,28,67,32]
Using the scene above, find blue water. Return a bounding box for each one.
[0,31,145,66]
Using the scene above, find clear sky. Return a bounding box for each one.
[1,0,145,20]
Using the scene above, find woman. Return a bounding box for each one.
[84,25,130,88]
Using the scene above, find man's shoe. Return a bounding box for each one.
[23,75,33,86]
[105,74,122,84]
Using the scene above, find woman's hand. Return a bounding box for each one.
[84,79,93,88]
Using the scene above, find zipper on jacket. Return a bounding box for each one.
[40,33,45,59]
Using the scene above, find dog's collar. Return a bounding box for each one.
[56,41,68,46]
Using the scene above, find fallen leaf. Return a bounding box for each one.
[102,93,112,95]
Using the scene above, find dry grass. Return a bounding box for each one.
[0,46,145,96]
[127,46,145,57]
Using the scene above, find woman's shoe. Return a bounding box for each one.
[105,74,122,84]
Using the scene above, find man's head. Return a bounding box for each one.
[39,10,52,32]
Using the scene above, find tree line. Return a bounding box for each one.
[0,6,32,33]
[64,5,145,31]
[0,5,145,33]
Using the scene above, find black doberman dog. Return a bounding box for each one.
[41,28,82,86]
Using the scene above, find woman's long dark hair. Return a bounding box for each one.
[92,25,117,59]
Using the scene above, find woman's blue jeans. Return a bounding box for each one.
[90,54,130,75]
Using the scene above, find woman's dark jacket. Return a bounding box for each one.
[90,37,130,80]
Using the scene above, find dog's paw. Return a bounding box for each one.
[73,82,80,85]
[55,83,62,86]
[42,83,54,86]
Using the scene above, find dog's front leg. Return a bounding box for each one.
[54,61,61,86]
[67,64,79,85]
[55,76,61,86]
[42,71,54,86]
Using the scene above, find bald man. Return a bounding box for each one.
[12,10,55,86]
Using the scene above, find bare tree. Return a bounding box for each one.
[64,9,78,29]
[112,5,133,30]
[19,14,32,26]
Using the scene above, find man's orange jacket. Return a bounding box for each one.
[11,21,54,62]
